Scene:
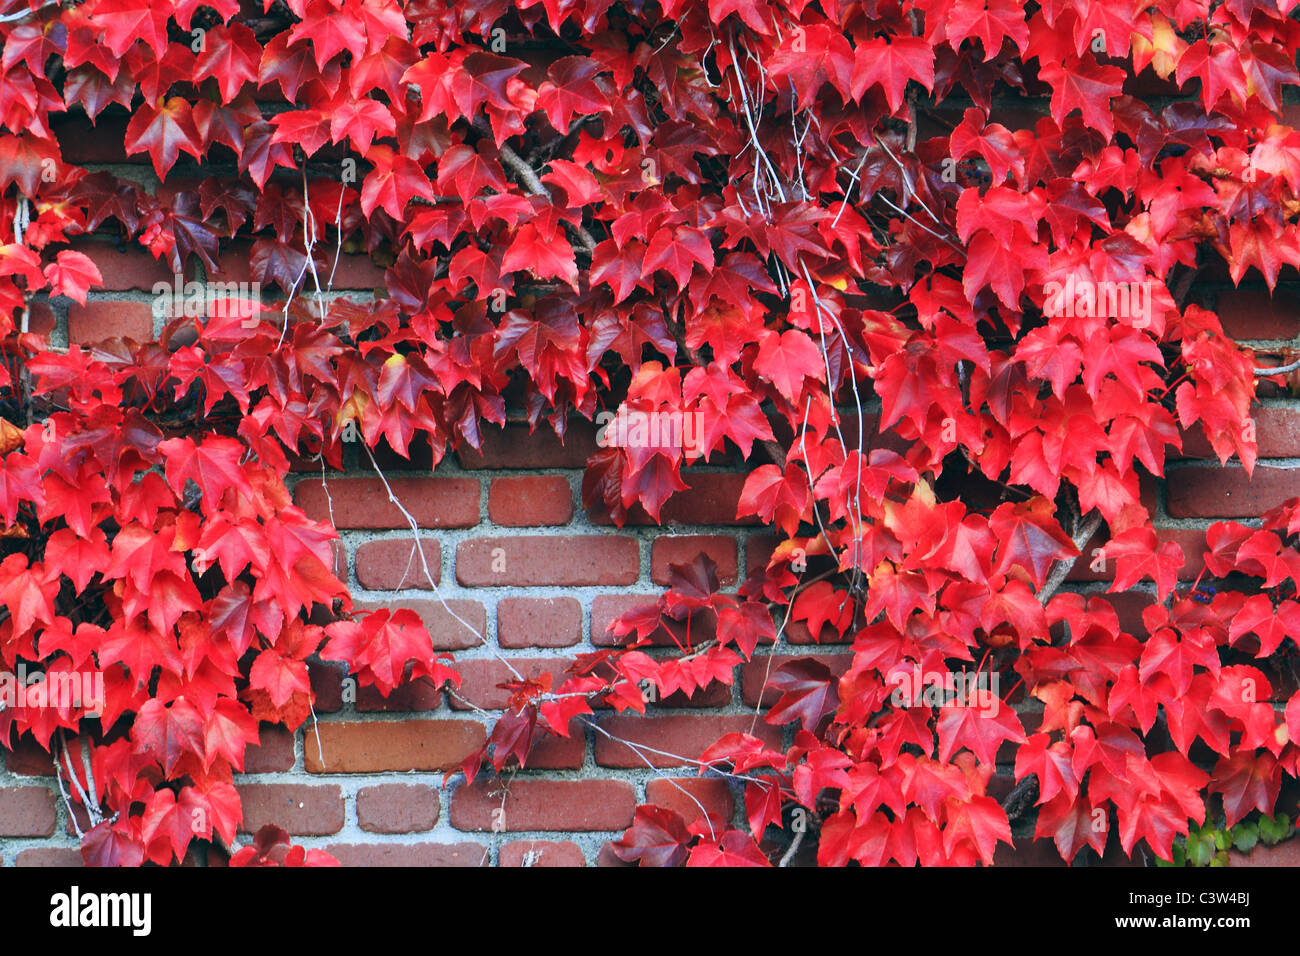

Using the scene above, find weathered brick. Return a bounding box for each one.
[325,842,487,866]
[595,715,783,768]
[25,301,55,336]
[489,475,574,526]
[76,242,175,290]
[309,660,345,712]
[450,658,575,710]
[746,534,780,575]
[497,596,582,648]
[527,728,586,769]
[67,300,154,343]
[451,778,635,831]
[356,784,440,833]
[457,536,639,586]
[500,840,587,866]
[651,535,738,585]
[244,724,295,772]
[305,720,485,772]
[4,736,54,775]
[645,778,734,827]
[294,477,479,529]
[1166,465,1300,518]
[355,538,441,589]
[0,786,57,836]
[16,848,82,867]
[1213,286,1300,341]
[354,598,487,650]
[356,675,442,712]
[457,421,599,469]
[237,784,344,836]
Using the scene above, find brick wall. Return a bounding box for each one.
[4,116,1300,868]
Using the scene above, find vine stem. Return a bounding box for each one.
[1036,512,1104,606]
[1254,359,1300,376]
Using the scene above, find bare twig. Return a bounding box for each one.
[1254,359,1300,376]
[480,125,598,256]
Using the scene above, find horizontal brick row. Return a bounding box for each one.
[450,779,635,831]
[456,536,639,586]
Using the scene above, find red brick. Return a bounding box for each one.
[497,596,582,648]
[25,301,55,335]
[457,421,599,469]
[456,535,639,586]
[591,472,757,526]
[450,658,574,710]
[67,300,154,343]
[1179,405,1300,459]
[244,724,295,772]
[325,842,487,866]
[355,538,441,589]
[742,654,854,707]
[1166,465,1300,518]
[0,786,57,836]
[329,252,389,290]
[652,535,738,585]
[305,720,485,772]
[357,784,440,833]
[489,475,574,526]
[527,729,586,769]
[354,598,487,650]
[450,778,635,831]
[1214,287,1300,341]
[237,784,344,836]
[309,661,345,712]
[294,477,480,529]
[76,243,176,290]
[16,848,82,867]
[645,777,733,827]
[500,840,587,866]
[4,736,54,775]
[356,675,442,711]
[747,534,780,575]
[595,715,783,768]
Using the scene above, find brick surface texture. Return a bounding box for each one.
[5,112,1300,871]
